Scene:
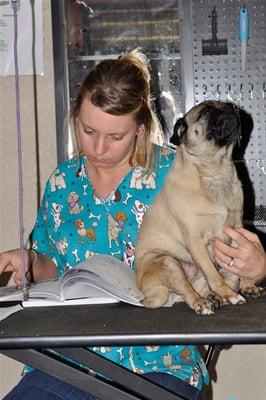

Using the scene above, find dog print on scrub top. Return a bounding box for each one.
[31,145,175,275]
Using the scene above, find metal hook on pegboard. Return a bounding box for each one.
[262,83,266,100]
[256,159,266,175]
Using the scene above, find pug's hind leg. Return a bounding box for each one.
[137,255,215,315]
[142,285,169,309]
[239,278,265,298]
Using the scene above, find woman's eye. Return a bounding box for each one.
[84,130,94,135]
[110,135,123,141]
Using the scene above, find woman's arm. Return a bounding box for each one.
[0,248,57,286]
[212,226,266,283]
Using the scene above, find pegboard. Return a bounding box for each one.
[181,0,266,229]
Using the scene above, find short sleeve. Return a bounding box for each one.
[29,180,57,264]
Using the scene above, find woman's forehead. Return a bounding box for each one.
[79,98,136,131]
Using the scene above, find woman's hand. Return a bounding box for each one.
[212,226,266,283]
[0,248,31,286]
[0,248,58,284]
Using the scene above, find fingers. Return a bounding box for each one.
[222,226,250,248]
[213,226,266,281]
[213,241,237,269]
[0,251,25,287]
[14,274,22,286]
[212,236,238,260]
[235,228,261,244]
[213,241,231,263]
[223,226,262,248]
[214,255,241,276]
[212,240,242,277]
[0,252,16,274]
[0,249,28,279]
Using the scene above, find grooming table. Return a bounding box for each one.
[1,296,266,400]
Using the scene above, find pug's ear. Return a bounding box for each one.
[170,117,187,146]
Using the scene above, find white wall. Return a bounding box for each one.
[0,1,265,399]
[206,345,266,400]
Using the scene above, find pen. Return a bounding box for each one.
[239,7,249,72]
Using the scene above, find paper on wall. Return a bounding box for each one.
[0,0,43,76]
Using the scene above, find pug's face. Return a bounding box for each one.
[171,101,241,151]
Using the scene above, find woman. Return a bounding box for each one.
[213,226,266,283]
[0,50,208,400]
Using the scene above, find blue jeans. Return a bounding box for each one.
[4,370,204,400]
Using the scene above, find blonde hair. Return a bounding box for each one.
[71,49,164,170]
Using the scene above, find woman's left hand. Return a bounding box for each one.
[212,226,266,283]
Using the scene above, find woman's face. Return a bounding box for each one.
[76,97,144,170]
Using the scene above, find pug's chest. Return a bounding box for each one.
[203,171,243,210]
[202,196,242,232]
[194,181,243,240]
[200,211,231,260]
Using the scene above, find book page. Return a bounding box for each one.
[60,254,144,306]
[0,255,144,307]
[0,304,23,321]
[23,297,118,308]
[0,279,61,304]
[27,279,62,301]
[0,285,24,302]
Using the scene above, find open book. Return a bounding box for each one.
[0,254,144,308]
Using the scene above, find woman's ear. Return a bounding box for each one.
[136,124,145,136]
[72,116,82,156]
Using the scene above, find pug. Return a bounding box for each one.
[136,100,263,315]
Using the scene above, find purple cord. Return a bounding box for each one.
[12,0,28,299]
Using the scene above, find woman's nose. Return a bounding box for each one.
[94,137,107,156]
